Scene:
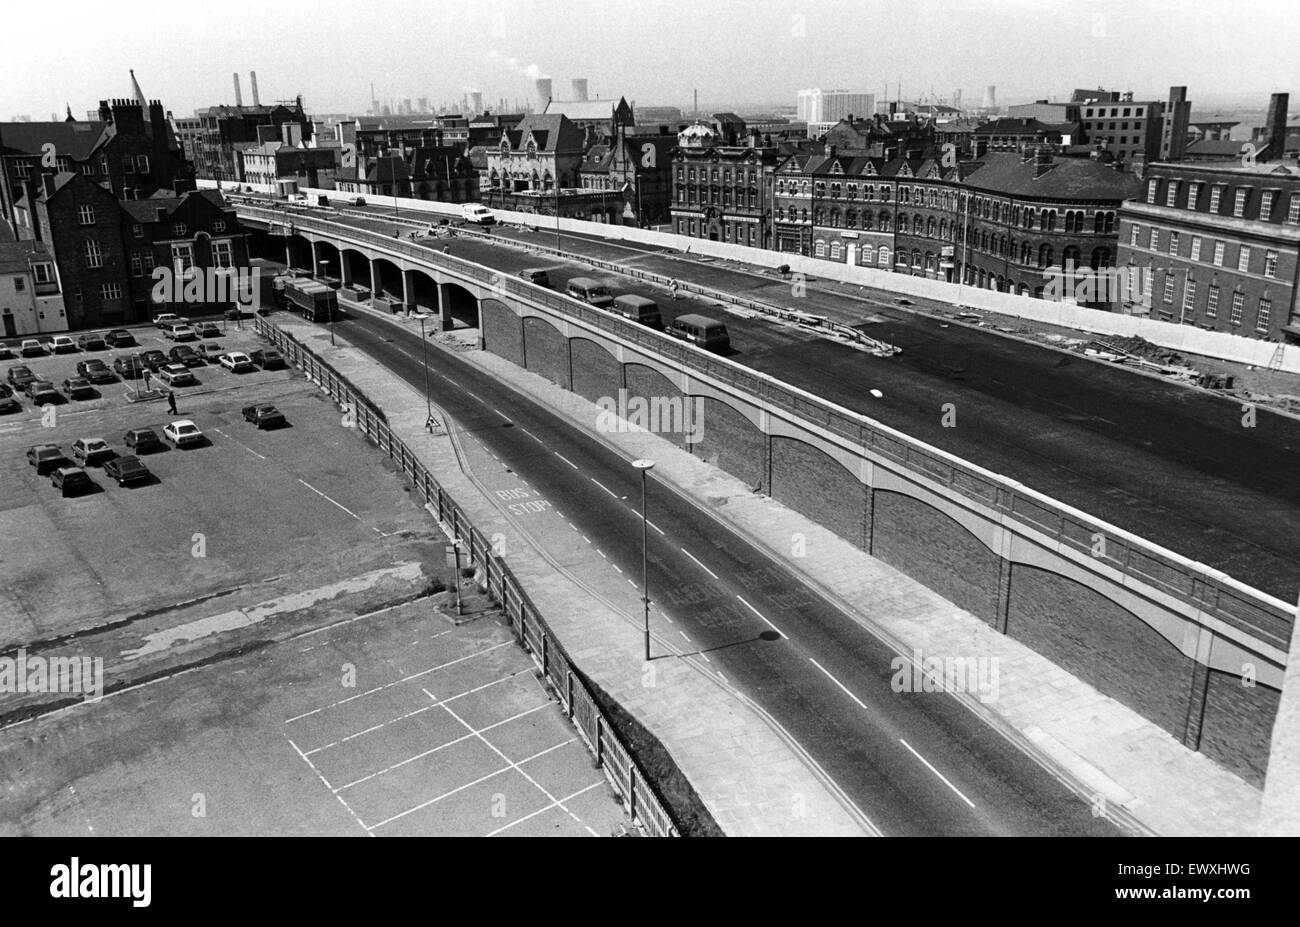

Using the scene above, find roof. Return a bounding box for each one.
[959,151,1141,199]
[1184,138,1249,158]
[0,239,51,274]
[502,114,586,153]
[0,120,110,160]
[972,117,1060,137]
[543,99,624,121]
[120,197,179,223]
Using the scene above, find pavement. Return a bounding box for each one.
[296,301,1262,836]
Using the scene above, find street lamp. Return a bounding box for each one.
[414,312,433,427]
[632,458,655,661]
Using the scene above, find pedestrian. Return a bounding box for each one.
[166,389,177,415]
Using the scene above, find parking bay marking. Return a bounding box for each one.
[297,478,361,520]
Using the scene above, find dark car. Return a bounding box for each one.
[250,349,286,370]
[0,383,11,399]
[140,350,169,372]
[77,334,108,351]
[197,322,221,339]
[114,355,146,379]
[24,379,58,404]
[104,455,151,485]
[20,339,45,358]
[104,329,137,348]
[51,467,94,496]
[0,395,20,414]
[61,377,95,399]
[242,404,286,429]
[76,359,115,383]
[124,427,165,453]
[168,345,202,367]
[7,365,37,388]
[27,444,70,474]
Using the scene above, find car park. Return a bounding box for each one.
[51,467,95,497]
[168,345,202,367]
[218,352,256,373]
[140,350,169,372]
[250,348,286,369]
[48,335,78,354]
[164,323,198,342]
[163,419,204,448]
[242,404,286,429]
[61,377,95,399]
[157,364,197,387]
[114,355,146,378]
[76,359,115,383]
[153,313,184,329]
[104,329,137,348]
[195,343,224,362]
[104,455,151,486]
[77,334,108,351]
[24,379,59,404]
[124,427,164,453]
[7,365,37,388]
[20,339,45,358]
[71,437,115,466]
[27,444,70,474]
[0,395,19,414]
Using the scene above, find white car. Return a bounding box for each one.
[218,352,255,373]
[162,420,204,448]
[157,364,197,387]
[164,323,197,342]
[48,335,78,354]
[153,313,184,329]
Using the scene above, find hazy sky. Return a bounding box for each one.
[6,0,1297,119]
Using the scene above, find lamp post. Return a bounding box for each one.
[632,458,655,661]
[414,312,432,426]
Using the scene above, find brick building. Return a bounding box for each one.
[0,240,65,336]
[670,122,780,247]
[1078,86,1191,166]
[578,128,675,226]
[193,98,312,183]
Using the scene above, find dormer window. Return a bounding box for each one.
[172,222,187,237]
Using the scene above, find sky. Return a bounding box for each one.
[5,0,1297,119]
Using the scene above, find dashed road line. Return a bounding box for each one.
[296,478,361,520]
[555,453,578,469]
[737,595,785,638]
[680,548,719,580]
[810,658,869,711]
[591,478,619,499]
[899,738,976,809]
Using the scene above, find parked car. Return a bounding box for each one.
[140,350,169,372]
[197,322,221,339]
[48,335,78,354]
[218,352,256,373]
[195,343,224,362]
[20,339,45,358]
[164,323,198,342]
[0,383,10,399]
[565,277,614,308]
[27,444,70,474]
[6,366,36,388]
[666,313,731,353]
[76,334,108,351]
[71,437,114,466]
[157,364,197,387]
[104,455,151,486]
[104,329,137,348]
[114,355,146,379]
[250,349,286,369]
[242,404,286,429]
[153,312,184,329]
[518,268,551,287]
[51,467,95,497]
[76,359,115,383]
[168,345,202,367]
[0,344,13,360]
[61,377,95,399]
[0,395,19,414]
[124,427,164,453]
[461,204,496,225]
[162,419,204,448]
[24,379,58,404]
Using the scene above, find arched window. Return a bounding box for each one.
[1043,209,1056,231]
[1063,245,1081,268]
[878,246,891,266]
[911,248,922,269]
[845,209,857,229]
[879,209,890,228]
[898,214,909,233]
[830,208,841,228]
[914,213,923,233]
[830,240,843,260]
[1039,244,1054,267]
[814,208,825,225]
[815,240,826,258]
[1091,247,1111,269]
[861,212,873,230]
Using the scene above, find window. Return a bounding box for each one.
[1150,228,1159,251]
[213,219,226,233]
[99,283,122,301]
[1237,246,1250,273]
[77,205,95,225]
[130,253,143,277]
[1146,179,1158,204]
[1162,273,1175,304]
[1212,241,1225,266]
[1129,224,1141,247]
[1166,181,1179,207]
[1230,291,1244,325]
[84,240,103,268]
[1257,298,1272,332]
[1182,280,1197,320]
[1233,188,1248,217]
[14,277,25,292]
[1209,185,1223,212]
[1168,231,1179,255]
[1264,250,1278,278]
[172,222,187,237]
[1289,195,1300,224]
[141,252,155,274]
[814,240,826,258]
[171,243,194,273]
[1187,182,1201,207]
[1260,191,1275,221]
[15,161,30,179]
[33,263,54,284]
[1206,285,1219,317]
[1190,236,1202,261]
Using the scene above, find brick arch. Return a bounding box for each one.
[480,298,523,366]
[622,362,687,449]
[522,315,570,389]
[569,336,622,404]
[690,396,767,489]
[770,435,869,547]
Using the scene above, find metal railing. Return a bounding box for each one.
[238,204,1294,652]
[254,316,680,837]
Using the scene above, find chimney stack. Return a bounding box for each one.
[233,73,243,107]
[250,71,260,107]
[470,91,483,114]
[571,78,589,102]
[1262,93,1289,161]
[534,78,552,114]
[1034,145,1053,177]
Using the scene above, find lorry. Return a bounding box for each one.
[283,279,340,323]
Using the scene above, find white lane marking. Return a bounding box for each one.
[810,658,869,711]
[680,548,719,580]
[286,737,371,835]
[297,478,361,520]
[212,427,267,460]
[679,631,691,642]
[646,519,665,536]
[701,653,711,664]
[899,738,976,809]
[737,595,785,638]
[520,427,541,441]
[581,535,591,544]
[493,408,510,419]
[568,522,578,531]
[591,477,619,499]
[611,564,622,574]
[628,579,638,588]
[596,549,607,559]
[485,781,603,837]
[555,453,578,469]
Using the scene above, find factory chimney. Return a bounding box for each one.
[250,71,260,107]
[233,72,243,107]
[1262,93,1290,161]
[534,78,552,114]
[571,78,589,102]
[470,91,483,114]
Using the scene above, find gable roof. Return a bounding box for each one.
[957,152,1140,199]
[501,114,585,153]
[0,120,111,161]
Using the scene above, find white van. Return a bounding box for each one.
[461,204,496,225]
